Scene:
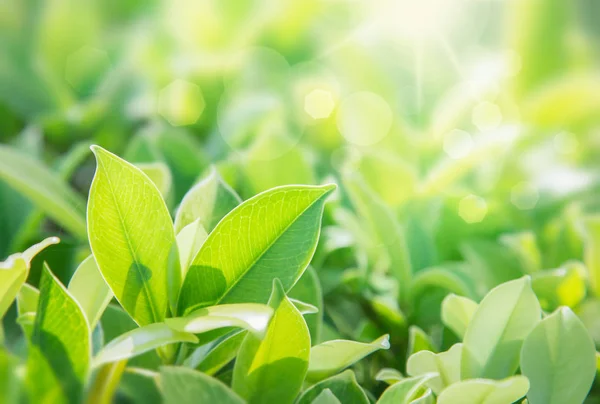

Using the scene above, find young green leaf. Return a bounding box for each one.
[87,145,177,325]
[407,344,462,394]
[0,237,59,318]
[375,368,404,385]
[178,184,335,314]
[137,162,173,200]
[441,294,478,339]
[232,280,310,404]
[0,145,87,239]
[531,262,587,311]
[461,276,541,380]
[161,366,244,404]
[297,370,369,404]
[307,334,390,382]
[17,283,39,316]
[93,323,198,368]
[30,264,90,402]
[166,303,273,336]
[289,266,324,344]
[376,374,436,404]
[176,219,208,276]
[174,166,241,234]
[407,326,435,358]
[186,330,246,375]
[68,255,113,329]
[312,389,342,404]
[520,306,596,404]
[436,376,530,404]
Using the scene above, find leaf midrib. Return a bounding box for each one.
[98,157,160,324]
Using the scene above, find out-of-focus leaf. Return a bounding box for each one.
[499,232,542,274]
[521,307,595,404]
[582,216,600,296]
[409,267,477,304]
[166,303,273,336]
[119,367,161,404]
[178,184,335,315]
[376,374,436,404]
[531,261,587,311]
[407,344,462,394]
[437,376,530,404]
[0,237,58,318]
[0,347,20,402]
[407,326,435,358]
[137,162,173,200]
[289,266,323,344]
[0,146,87,239]
[176,219,208,276]
[93,323,198,368]
[460,240,525,287]
[88,145,176,325]
[161,366,244,404]
[461,277,541,379]
[174,167,241,234]
[297,370,369,404]
[68,255,112,329]
[232,280,310,404]
[29,264,90,403]
[186,330,246,375]
[307,334,390,382]
[441,294,478,339]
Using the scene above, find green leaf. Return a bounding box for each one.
[407,326,435,358]
[289,266,323,344]
[520,307,596,404]
[30,264,90,402]
[161,366,244,404]
[178,184,335,314]
[0,145,87,239]
[307,334,390,382]
[93,323,198,368]
[0,237,59,318]
[137,162,173,200]
[407,344,462,394]
[297,370,369,404]
[232,280,310,404]
[68,255,112,329]
[166,303,274,336]
[375,368,404,385]
[461,277,541,380]
[437,376,530,404]
[376,374,436,404]
[174,166,241,234]
[176,219,208,276]
[409,267,476,303]
[17,283,39,315]
[88,145,177,326]
[531,261,587,311]
[311,389,342,404]
[582,216,600,297]
[441,294,478,339]
[186,330,246,375]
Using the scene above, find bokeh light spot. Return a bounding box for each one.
[458,194,488,224]
[304,89,335,120]
[336,92,392,146]
[443,129,473,159]
[158,79,205,127]
[511,182,539,210]
[472,101,502,132]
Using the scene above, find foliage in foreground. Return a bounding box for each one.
[1,146,598,404]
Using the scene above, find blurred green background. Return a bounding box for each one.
[2,0,600,395]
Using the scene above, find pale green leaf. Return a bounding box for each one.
[461,277,541,379]
[232,280,310,404]
[375,368,404,385]
[17,283,39,315]
[376,374,436,404]
[0,145,87,239]
[290,298,319,315]
[311,388,342,404]
[30,264,90,402]
[441,294,478,339]
[412,388,434,404]
[407,326,435,358]
[289,266,324,344]
[68,255,113,329]
[297,370,369,404]
[161,366,244,404]
[137,162,173,199]
[88,145,177,326]
[582,216,600,296]
[307,334,390,382]
[410,268,476,303]
[0,237,59,318]
[531,261,587,311]
[176,219,208,276]
[186,330,246,375]
[166,303,273,336]
[407,344,462,394]
[174,166,241,234]
[521,307,596,404]
[93,322,198,368]
[178,184,335,314]
[437,376,530,404]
